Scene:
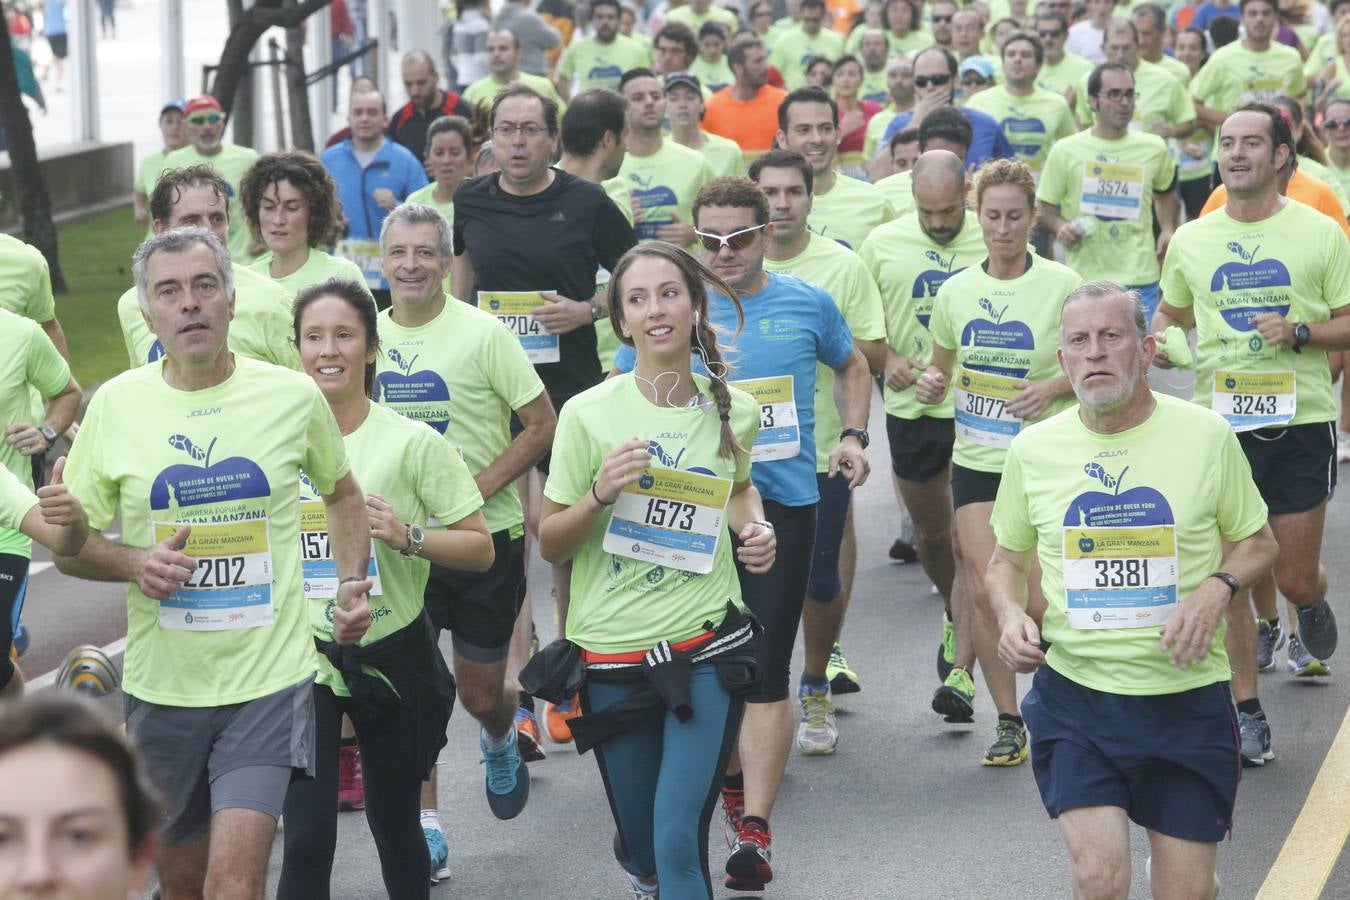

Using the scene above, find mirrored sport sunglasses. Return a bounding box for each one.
[693,223,767,252]
[188,113,224,125]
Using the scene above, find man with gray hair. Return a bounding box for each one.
[986,280,1277,900]
[55,226,375,900]
[375,203,556,876]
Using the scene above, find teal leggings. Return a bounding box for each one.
[584,664,744,899]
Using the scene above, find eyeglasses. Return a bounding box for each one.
[914,73,952,88]
[1325,117,1350,130]
[492,122,548,139]
[1095,89,1139,102]
[1037,29,1064,38]
[693,223,767,252]
[188,114,223,125]
[930,14,953,23]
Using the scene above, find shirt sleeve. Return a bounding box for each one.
[1159,233,1195,311]
[484,318,550,409]
[1036,143,1068,207]
[0,467,38,532]
[24,318,71,400]
[592,189,638,273]
[299,382,351,495]
[1214,424,1269,542]
[1166,79,1197,125]
[25,247,55,322]
[412,423,484,526]
[1152,140,1178,193]
[840,257,886,342]
[1320,216,1350,310]
[990,445,1037,551]
[816,287,856,369]
[928,279,958,350]
[541,400,598,506]
[612,342,636,373]
[63,392,119,531]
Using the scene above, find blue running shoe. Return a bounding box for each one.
[481,728,530,819]
[1238,711,1273,767]
[423,826,449,883]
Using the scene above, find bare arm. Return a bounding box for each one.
[856,338,886,376]
[828,347,872,488]
[322,471,375,645]
[539,438,650,564]
[20,457,87,556]
[987,543,1046,672]
[40,317,70,360]
[474,391,557,502]
[364,494,495,572]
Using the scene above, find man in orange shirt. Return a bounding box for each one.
[703,37,789,161]
[1200,165,1350,239]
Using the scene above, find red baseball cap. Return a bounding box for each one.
[184,95,223,116]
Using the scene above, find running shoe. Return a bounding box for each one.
[889,537,919,563]
[982,719,1029,767]
[719,786,744,851]
[55,645,120,696]
[826,642,861,695]
[937,613,956,682]
[545,693,582,744]
[1338,432,1350,463]
[932,666,975,723]
[796,682,838,755]
[1286,632,1331,677]
[725,821,773,891]
[480,728,530,819]
[1295,600,1338,660]
[12,620,28,657]
[337,743,365,811]
[514,706,547,762]
[1238,710,1274,766]
[625,871,659,898]
[1256,619,1285,673]
[424,826,449,883]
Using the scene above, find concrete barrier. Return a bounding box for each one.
[0,141,134,229]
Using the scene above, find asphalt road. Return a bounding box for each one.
[16,384,1350,899]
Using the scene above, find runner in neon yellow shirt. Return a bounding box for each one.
[404,114,474,225]
[752,150,886,737]
[58,227,374,897]
[861,151,989,723]
[1156,106,1350,761]
[770,0,847,88]
[240,151,370,300]
[988,282,1276,899]
[862,56,916,162]
[1037,63,1179,322]
[665,0,739,37]
[0,233,69,428]
[1074,23,1198,141]
[462,30,567,112]
[664,72,749,177]
[619,69,716,247]
[692,22,736,93]
[856,28,893,104]
[119,167,299,371]
[917,158,1083,768]
[777,86,896,249]
[554,0,650,98]
[1032,11,1093,106]
[134,100,188,236]
[538,241,772,898]
[964,32,1076,176]
[277,278,493,895]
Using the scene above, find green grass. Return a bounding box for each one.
[53,204,144,389]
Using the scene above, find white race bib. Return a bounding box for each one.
[953,368,1023,449]
[602,468,732,575]
[1063,524,1179,629]
[298,501,383,600]
[1079,161,1144,220]
[731,375,800,462]
[479,291,561,364]
[1211,369,1296,432]
[153,519,274,631]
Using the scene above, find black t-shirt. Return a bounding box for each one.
[453,168,637,406]
[387,92,475,162]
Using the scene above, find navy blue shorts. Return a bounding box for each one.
[1021,665,1241,843]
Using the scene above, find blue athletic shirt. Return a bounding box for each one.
[611,272,855,507]
[878,106,1015,169]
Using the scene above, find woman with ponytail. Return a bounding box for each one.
[537,241,775,899]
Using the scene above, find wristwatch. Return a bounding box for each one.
[38,425,58,450]
[589,297,604,321]
[1209,571,1240,600]
[1292,323,1311,353]
[401,523,425,557]
[839,428,870,450]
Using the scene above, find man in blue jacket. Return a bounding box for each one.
[321,86,428,305]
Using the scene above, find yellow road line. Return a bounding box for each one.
[1255,701,1350,900]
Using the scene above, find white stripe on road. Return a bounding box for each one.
[26,636,128,692]
[28,561,53,576]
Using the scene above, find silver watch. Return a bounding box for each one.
[39,425,58,448]
[401,523,425,557]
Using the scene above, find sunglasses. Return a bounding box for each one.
[914,73,952,88]
[693,223,767,252]
[930,14,953,22]
[1324,117,1350,130]
[1037,29,1064,38]
[188,113,223,125]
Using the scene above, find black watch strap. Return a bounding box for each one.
[840,428,869,449]
[1292,323,1311,353]
[1210,571,1240,599]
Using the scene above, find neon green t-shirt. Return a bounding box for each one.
[117,265,302,371]
[1160,200,1350,427]
[1305,30,1336,77]
[864,106,901,159]
[873,169,914,216]
[375,298,546,538]
[0,234,58,423]
[1037,129,1176,286]
[0,310,70,558]
[248,248,370,299]
[765,233,885,471]
[993,393,1267,695]
[159,143,262,264]
[691,55,735,93]
[304,402,482,697]
[405,182,454,225]
[681,130,745,178]
[1151,53,1192,85]
[620,139,716,244]
[965,85,1077,175]
[666,4,739,34]
[462,72,566,110]
[860,210,987,421]
[1323,159,1350,201]
[1190,41,1307,115]
[603,175,635,226]
[64,356,351,707]
[543,373,758,653]
[860,66,890,105]
[558,34,651,92]
[1036,52,1094,102]
[847,24,933,56]
[596,176,635,372]
[1296,155,1350,215]
[137,149,169,239]
[1075,60,1197,134]
[770,27,847,89]
[928,254,1084,473]
[0,465,36,541]
[807,172,897,251]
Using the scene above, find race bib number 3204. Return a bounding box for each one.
[152,519,274,631]
[602,468,733,574]
[480,291,560,364]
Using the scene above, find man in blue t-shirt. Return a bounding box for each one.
[612,176,871,893]
[876,46,1015,169]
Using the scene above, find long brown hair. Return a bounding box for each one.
[608,242,747,461]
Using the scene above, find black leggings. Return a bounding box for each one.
[277,683,429,900]
[737,501,817,703]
